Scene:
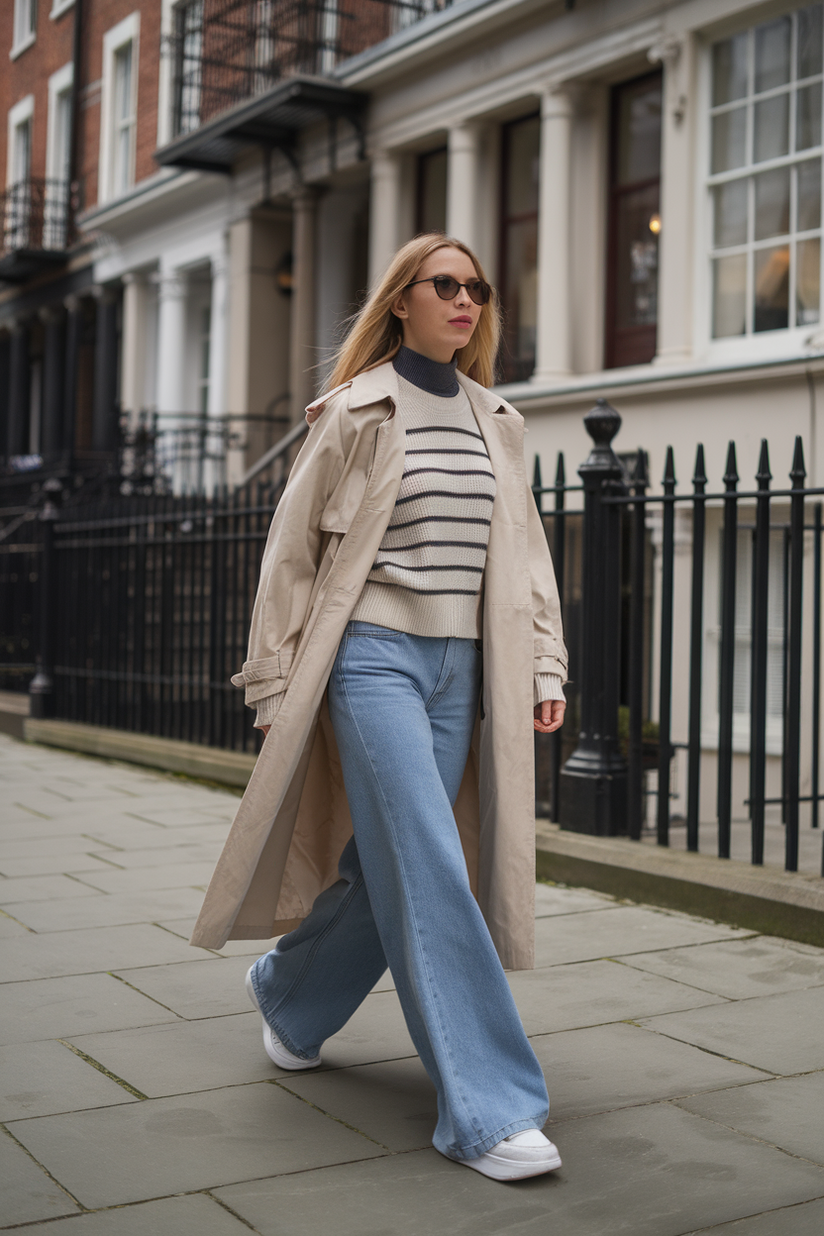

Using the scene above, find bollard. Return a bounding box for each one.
[559,398,628,836]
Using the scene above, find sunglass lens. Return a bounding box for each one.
[434,277,460,299]
[466,280,489,305]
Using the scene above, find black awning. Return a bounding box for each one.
[154,76,367,174]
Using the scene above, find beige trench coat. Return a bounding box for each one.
[189,362,567,970]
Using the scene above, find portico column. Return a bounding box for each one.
[207,238,229,420]
[650,33,694,365]
[446,122,482,251]
[7,319,30,457]
[39,305,66,459]
[120,272,150,424]
[92,285,120,453]
[368,151,402,287]
[155,269,188,418]
[534,85,575,383]
[63,294,83,457]
[290,189,317,424]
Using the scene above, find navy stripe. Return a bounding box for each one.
[367,585,481,596]
[376,539,487,552]
[395,490,495,505]
[402,467,496,480]
[371,563,484,574]
[406,447,490,458]
[405,426,484,440]
[384,515,492,531]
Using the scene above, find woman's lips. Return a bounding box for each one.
[449,316,473,327]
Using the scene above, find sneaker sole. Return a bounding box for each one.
[457,1148,562,1181]
[244,966,322,1071]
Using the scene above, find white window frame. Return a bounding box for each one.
[45,62,73,248]
[50,0,75,19]
[11,0,37,60]
[698,5,824,366]
[98,12,140,205]
[7,94,34,187]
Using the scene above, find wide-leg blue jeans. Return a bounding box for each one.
[247,620,549,1161]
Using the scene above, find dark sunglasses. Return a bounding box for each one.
[405,275,492,305]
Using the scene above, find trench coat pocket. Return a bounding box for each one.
[231,650,294,706]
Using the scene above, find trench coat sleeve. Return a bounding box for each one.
[525,476,569,683]
[230,404,351,708]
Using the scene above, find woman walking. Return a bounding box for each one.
[190,234,568,1181]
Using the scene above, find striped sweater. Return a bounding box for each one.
[253,353,563,727]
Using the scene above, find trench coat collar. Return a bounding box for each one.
[343,359,523,424]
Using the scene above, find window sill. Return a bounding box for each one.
[50,0,75,19]
[10,32,36,61]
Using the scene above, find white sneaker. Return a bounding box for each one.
[456,1129,562,1181]
[244,965,322,1071]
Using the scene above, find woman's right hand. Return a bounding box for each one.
[257,725,271,738]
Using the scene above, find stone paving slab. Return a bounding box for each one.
[111,955,261,1020]
[684,1197,824,1235]
[213,1104,824,1236]
[66,861,218,895]
[0,1039,135,1121]
[6,1084,386,1209]
[79,841,224,870]
[0,1130,80,1227]
[8,1194,254,1236]
[0,972,177,1046]
[508,958,727,1037]
[637,985,824,1075]
[533,904,751,968]
[622,936,824,1000]
[533,882,615,916]
[8,887,208,933]
[0,922,212,983]
[676,1072,824,1166]
[0,874,105,904]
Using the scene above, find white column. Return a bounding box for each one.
[368,150,403,287]
[533,86,575,383]
[120,272,149,425]
[207,237,229,419]
[155,269,188,416]
[290,189,317,424]
[650,34,694,366]
[446,122,482,250]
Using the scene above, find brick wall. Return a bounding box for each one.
[1,0,162,212]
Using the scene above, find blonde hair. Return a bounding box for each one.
[328,234,502,390]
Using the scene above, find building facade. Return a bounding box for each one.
[3,0,823,824]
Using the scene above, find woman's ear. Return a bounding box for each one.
[390,291,409,320]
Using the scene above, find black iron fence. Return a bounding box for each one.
[1,177,72,255]
[3,397,824,878]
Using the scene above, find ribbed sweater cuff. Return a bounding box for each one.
[254,693,285,728]
[534,673,565,705]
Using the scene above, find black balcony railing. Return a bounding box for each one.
[0,178,72,282]
[168,0,452,135]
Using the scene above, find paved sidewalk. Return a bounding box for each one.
[1,733,824,1235]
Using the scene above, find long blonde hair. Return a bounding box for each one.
[328,234,502,390]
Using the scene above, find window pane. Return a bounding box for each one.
[713,253,747,336]
[754,94,789,162]
[614,184,659,327]
[797,157,822,230]
[505,115,540,215]
[712,107,747,172]
[417,148,447,234]
[616,76,662,185]
[501,218,537,380]
[796,82,822,150]
[797,237,821,323]
[798,4,824,80]
[714,179,748,247]
[115,44,133,124]
[754,166,790,239]
[754,244,790,330]
[713,33,749,105]
[754,17,791,93]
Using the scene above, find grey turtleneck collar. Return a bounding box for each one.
[392,346,459,397]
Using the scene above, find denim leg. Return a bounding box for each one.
[249,834,387,1060]
[327,623,549,1161]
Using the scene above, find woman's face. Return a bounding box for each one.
[392,246,483,364]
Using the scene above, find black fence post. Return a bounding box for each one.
[28,482,61,720]
[717,441,739,859]
[559,399,628,836]
[627,448,648,841]
[656,447,677,847]
[750,440,772,866]
[786,436,806,872]
[686,445,707,852]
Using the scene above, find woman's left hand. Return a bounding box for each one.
[534,700,565,734]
